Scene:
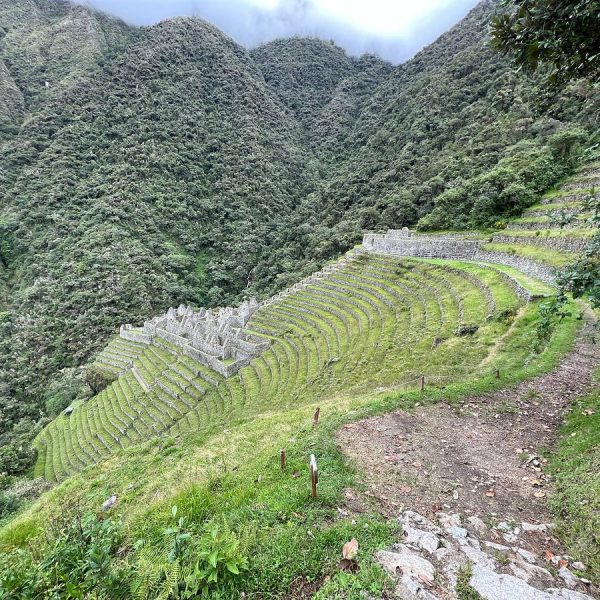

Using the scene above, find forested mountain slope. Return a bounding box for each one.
[0,8,312,457]
[266,0,599,271]
[251,38,392,152]
[0,0,598,477]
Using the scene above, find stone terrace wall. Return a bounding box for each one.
[363,229,555,284]
[492,234,588,253]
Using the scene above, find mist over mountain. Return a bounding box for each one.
[74,0,480,63]
[0,0,598,476]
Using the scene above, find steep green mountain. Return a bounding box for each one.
[0,0,598,480]
[0,9,311,455]
[257,0,599,281]
[251,38,392,152]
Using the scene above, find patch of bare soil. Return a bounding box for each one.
[338,309,598,557]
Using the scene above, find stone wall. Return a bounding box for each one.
[119,325,152,344]
[363,229,555,284]
[492,234,588,253]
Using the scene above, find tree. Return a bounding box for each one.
[491,0,600,84]
[556,189,600,308]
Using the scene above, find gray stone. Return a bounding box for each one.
[571,562,586,571]
[547,590,595,600]
[521,522,551,533]
[376,548,436,584]
[470,564,594,600]
[101,495,117,511]
[516,548,538,564]
[461,542,497,569]
[437,512,461,529]
[482,541,511,553]
[403,524,440,554]
[400,511,442,534]
[510,561,554,586]
[395,576,439,600]
[448,526,468,540]
[467,515,488,536]
[558,568,579,590]
[470,564,552,599]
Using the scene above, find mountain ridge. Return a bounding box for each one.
[0,0,598,481]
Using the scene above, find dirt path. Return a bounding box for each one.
[338,308,598,594]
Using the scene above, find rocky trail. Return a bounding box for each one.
[338,308,599,599]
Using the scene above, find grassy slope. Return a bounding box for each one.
[34,255,530,482]
[549,364,600,585]
[0,293,583,597]
[481,242,575,267]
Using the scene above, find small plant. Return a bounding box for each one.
[132,509,248,600]
[165,505,192,563]
[182,521,249,598]
[456,564,483,600]
[535,293,571,351]
[550,209,575,230]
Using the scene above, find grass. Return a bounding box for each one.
[481,242,576,267]
[511,214,592,224]
[525,200,584,212]
[4,156,598,595]
[1,297,581,538]
[34,255,533,482]
[0,284,587,597]
[499,228,596,239]
[549,366,600,586]
[456,564,483,600]
[412,258,556,297]
[478,263,556,296]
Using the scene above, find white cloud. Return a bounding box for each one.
[314,0,457,37]
[76,0,480,62]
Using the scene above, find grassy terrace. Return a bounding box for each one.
[482,242,577,267]
[33,254,535,481]
[511,214,592,224]
[1,287,584,597]
[412,258,556,297]
[499,228,596,239]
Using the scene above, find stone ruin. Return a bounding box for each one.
[120,299,269,377]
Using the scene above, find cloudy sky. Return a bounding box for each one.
[77,0,480,63]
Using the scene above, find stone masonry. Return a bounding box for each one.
[120,299,269,377]
[363,228,556,284]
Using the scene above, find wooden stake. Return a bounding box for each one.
[310,454,318,498]
[280,449,286,471]
[495,368,500,379]
[313,407,320,425]
[420,376,425,392]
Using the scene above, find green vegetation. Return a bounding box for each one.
[456,564,484,600]
[2,406,399,599]
[481,242,576,267]
[1,0,600,478]
[491,0,600,84]
[0,0,599,596]
[549,369,600,586]
[557,189,600,307]
[34,254,531,482]
[0,284,582,598]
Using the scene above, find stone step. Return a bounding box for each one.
[376,510,594,600]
